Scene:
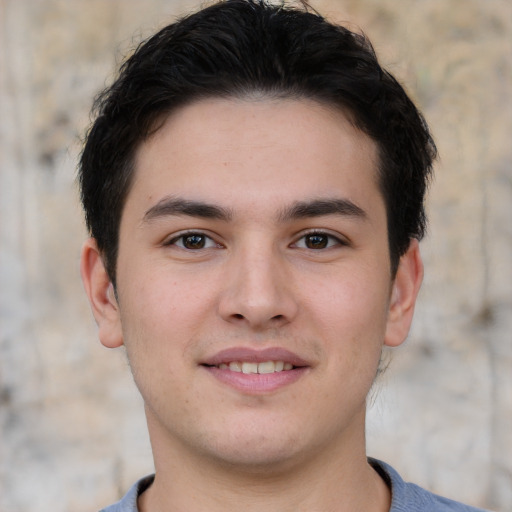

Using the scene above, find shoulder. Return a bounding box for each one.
[99,475,155,512]
[369,459,492,512]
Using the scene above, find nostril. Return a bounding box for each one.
[271,314,284,321]
[233,313,244,320]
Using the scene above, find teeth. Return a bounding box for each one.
[258,361,275,374]
[242,362,258,374]
[229,362,242,372]
[218,361,294,374]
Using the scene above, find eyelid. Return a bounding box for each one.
[292,229,349,249]
[164,230,222,249]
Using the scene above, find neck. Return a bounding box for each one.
[138,412,390,512]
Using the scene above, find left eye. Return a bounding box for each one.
[294,232,341,250]
[168,232,219,250]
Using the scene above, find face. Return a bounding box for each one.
[82,98,422,474]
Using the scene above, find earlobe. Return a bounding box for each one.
[384,239,423,348]
[80,238,124,349]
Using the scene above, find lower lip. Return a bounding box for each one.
[203,366,308,394]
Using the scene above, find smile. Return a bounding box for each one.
[201,348,309,393]
[216,361,294,374]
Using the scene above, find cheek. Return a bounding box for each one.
[116,266,219,368]
[308,270,390,334]
[120,264,211,320]
[305,270,391,375]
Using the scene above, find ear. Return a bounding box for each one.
[384,239,423,348]
[80,238,124,348]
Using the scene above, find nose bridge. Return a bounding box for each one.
[219,235,296,327]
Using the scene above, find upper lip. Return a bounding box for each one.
[201,347,310,367]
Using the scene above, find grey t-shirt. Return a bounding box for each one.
[99,459,491,512]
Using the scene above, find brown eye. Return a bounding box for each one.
[304,233,329,249]
[294,232,344,250]
[183,234,206,249]
[169,232,218,250]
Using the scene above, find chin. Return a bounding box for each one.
[211,445,302,476]
[198,425,306,474]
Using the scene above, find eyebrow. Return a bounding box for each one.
[142,196,367,224]
[143,197,233,223]
[278,198,367,222]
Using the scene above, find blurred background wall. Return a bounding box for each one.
[0,0,510,510]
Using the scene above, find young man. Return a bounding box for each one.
[79,1,490,511]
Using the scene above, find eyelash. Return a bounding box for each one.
[165,230,346,251]
[165,231,220,250]
[293,230,347,250]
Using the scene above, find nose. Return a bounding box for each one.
[217,243,298,330]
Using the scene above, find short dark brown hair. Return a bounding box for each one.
[79,0,436,283]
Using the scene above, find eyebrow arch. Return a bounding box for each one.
[278,198,367,222]
[143,197,233,223]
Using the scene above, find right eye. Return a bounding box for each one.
[167,232,219,250]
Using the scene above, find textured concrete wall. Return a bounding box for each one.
[0,1,510,511]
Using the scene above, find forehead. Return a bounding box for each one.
[128,98,382,221]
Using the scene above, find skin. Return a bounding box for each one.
[81,98,423,512]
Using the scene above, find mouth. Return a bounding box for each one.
[205,360,295,374]
[200,347,309,393]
